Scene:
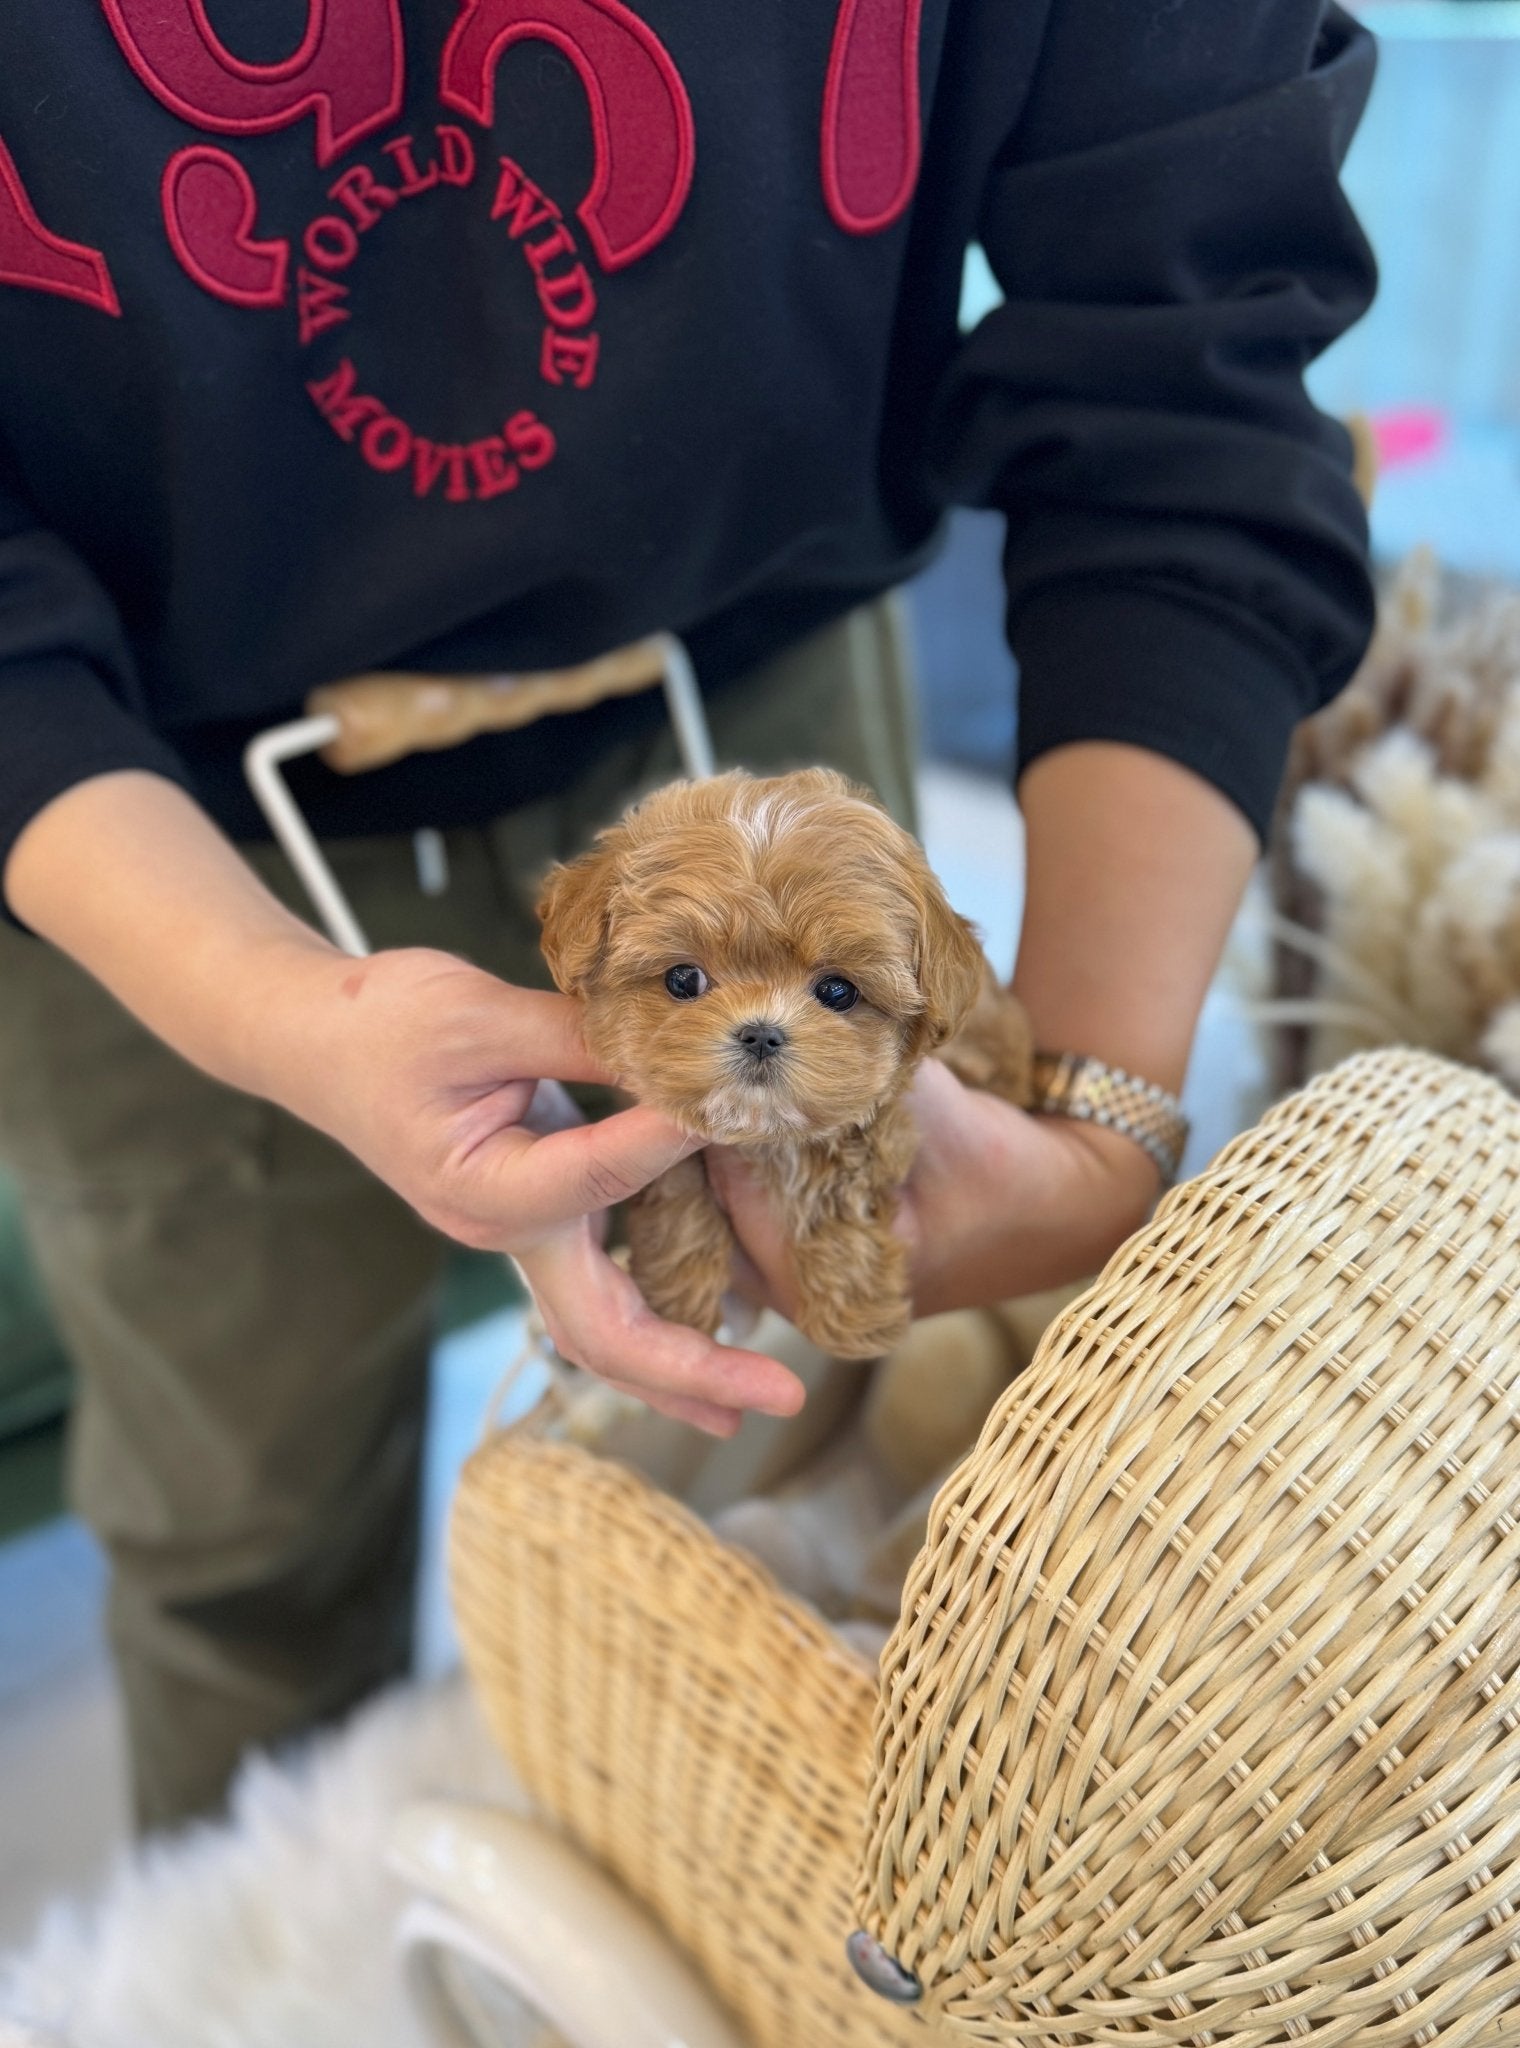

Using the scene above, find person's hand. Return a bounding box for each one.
[5,775,803,1439]
[265,945,807,1437]
[705,1055,1160,1326]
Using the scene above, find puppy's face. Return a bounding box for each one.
[538,770,984,1143]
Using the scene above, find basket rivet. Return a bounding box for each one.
[846,1930,922,2004]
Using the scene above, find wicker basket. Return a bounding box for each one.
[452,1048,1520,2046]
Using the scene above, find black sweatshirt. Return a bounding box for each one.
[0,0,1375,886]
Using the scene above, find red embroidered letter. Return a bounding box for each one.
[436,126,477,186]
[0,138,119,314]
[541,328,598,388]
[304,215,362,271]
[821,0,924,235]
[307,356,384,437]
[463,438,519,499]
[440,0,694,272]
[360,412,413,471]
[492,158,558,239]
[162,146,288,307]
[382,135,441,197]
[504,408,555,471]
[414,440,474,501]
[100,0,405,168]
[297,267,351,345]
[537,262,596,329]
[328,164,400,233]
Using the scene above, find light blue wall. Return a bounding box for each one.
[1309,4,1520,429]
[959,5,1520,429]
[953,4,1520,576]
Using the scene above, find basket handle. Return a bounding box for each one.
[308,636,671,773]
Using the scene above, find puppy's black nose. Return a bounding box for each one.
[735,1019,788,1063]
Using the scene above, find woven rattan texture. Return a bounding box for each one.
[451,1435,942,2047]
[857,1050,1520,2045]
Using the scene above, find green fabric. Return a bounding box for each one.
[436,1247,526,1335]
[0,1417,66,1542]
[0,599,918,1831]
[0,1163,71,1535]
[0,1167,70,1440]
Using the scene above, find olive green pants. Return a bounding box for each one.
[0,602,917,1832]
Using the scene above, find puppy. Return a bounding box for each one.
[538,768,1031,1358]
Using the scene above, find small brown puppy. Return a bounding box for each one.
[538,769,1031,1357]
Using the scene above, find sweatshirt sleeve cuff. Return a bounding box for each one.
[0,656,190,917]
[1010,581,1317,847]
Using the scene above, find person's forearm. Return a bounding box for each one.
[1012,742,1258,1094]
[3,770,342,1103]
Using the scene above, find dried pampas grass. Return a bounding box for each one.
[1266,550,1520,1089]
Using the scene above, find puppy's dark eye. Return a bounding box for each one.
[664,964,709,1000]
[813,976,860,1013]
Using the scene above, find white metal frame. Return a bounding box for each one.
[244,634,713,956]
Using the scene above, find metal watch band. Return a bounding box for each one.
[1028,1051,1190,1186]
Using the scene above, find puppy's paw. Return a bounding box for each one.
[941,979,1034,1108]
[626,1159,733,1337]
[796,1297,912,1361]
[632,1257,729,1338]
[792,1211,913,1359]
[793,1252,912,1358]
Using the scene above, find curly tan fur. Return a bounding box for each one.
[539,768,1031,1358]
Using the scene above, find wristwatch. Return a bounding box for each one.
[1028,1050,1190,1187]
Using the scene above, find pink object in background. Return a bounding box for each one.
[1370,407,1448,471]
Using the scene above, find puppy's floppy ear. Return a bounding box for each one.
[537,844,618,997]
[909,873,987,1058]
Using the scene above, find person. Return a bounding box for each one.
[0,0,1377,1830]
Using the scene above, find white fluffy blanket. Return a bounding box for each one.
[0,1680,520,2048]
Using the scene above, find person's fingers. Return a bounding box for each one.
[475,983,619,1087]
[899,1053,973,1180]
[518,1229,806,1423]
[596,1375,745,1438]
[705,1146,803,1321]
[517,1085,617,1249]
[475,1104,700,1235]
[520,1078,585,1140]
[722,1239,773,1311]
